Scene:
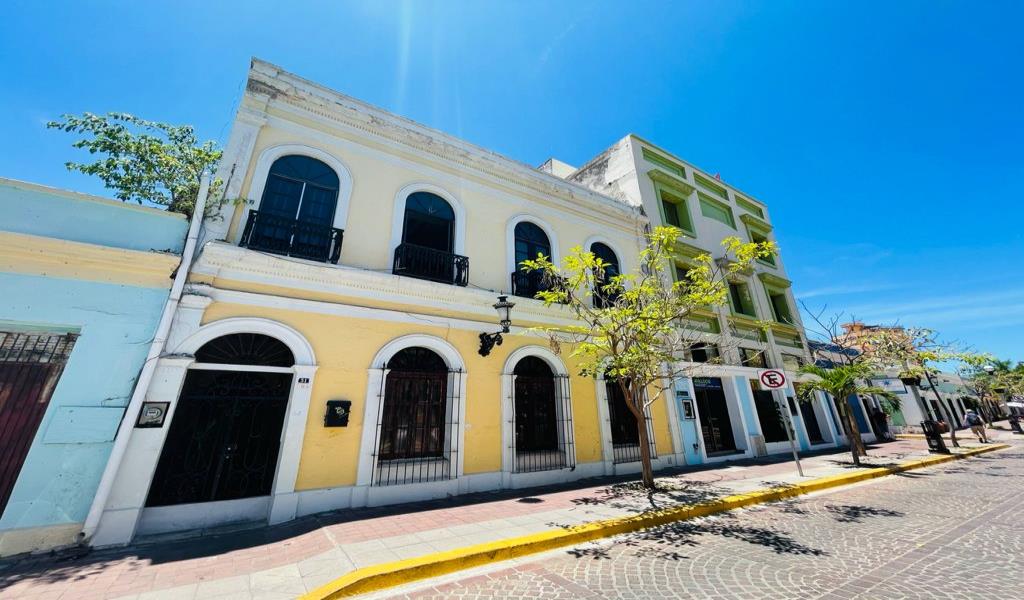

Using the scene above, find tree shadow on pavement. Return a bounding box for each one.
[566,513,827,562]
[568,480,731,514]
[824,504,904,524]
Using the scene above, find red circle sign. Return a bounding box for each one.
[759,369,787,389]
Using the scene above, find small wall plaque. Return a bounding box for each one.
[324,400,351,427]
[682,399,696,420]
[136,402,170,428]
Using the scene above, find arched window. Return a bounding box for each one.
[194,333,295,367]
[402,192,455,252]
[379,347,449,464]
[511,221,554,299]
[590,242,621,308]
[243,155,342,263]
[513,222,551,266]
[394,192,468,286]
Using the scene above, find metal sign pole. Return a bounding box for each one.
[776,389,804,477]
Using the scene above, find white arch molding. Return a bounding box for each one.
[238,143,355,243]
[134,317,319,537]
[583,235,626,272]
[505,214,561,290]
[499,346,576,484]
[389,182,468,257]
[356,334,469,488]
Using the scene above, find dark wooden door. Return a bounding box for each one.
[146,370,291,507]
[694,378,737,454]
[514,375,558,452]
[753,390,788,443]
[0,332,76,517]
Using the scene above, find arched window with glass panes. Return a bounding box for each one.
[511,221,553,299]
[393,192,469,286]
[590,242,620,308]
[240,155,343,263]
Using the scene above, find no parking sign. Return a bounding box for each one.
[759,369,787,389]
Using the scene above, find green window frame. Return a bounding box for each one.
[656,184,695,236]
[747,227,776,266]
[728,281,757,318]
[736,195,765,219]
[693,172,728,200]
[698,192,736,228]
[642,148,685,178]
[766,286,795,325]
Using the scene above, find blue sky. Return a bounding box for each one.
[2,1,1022,361]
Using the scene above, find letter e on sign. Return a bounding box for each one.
[759,369,787,389]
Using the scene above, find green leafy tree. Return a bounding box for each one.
[862,326,976,447]
[47,112,222,217]
[522,226,775,488]
[796,362,899,466]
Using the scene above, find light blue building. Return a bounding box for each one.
[0,178,187,556]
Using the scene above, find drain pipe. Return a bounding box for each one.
[80,175,211,544]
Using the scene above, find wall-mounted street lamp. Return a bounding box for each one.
[479,295,515,356]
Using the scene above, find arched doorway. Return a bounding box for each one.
[146,333,295,507]
[512,356,565,472]
[376,347,453,485]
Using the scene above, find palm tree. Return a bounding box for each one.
[797,362,900,466]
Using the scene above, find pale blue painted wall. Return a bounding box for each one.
[732,376,761,437]
[0,179,186,252]
[673,379,702,465]
[0,181,185,533]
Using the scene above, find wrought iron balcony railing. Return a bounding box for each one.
[239,210,343,264]
[393,243,469,286]
[511,270,567,301]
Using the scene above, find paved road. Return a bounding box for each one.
[380,444,1024,600]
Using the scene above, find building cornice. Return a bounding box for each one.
[191,242,583,329]
[245,59,641,224]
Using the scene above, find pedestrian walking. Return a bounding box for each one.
[964,409,989,443]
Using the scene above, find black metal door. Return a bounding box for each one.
[514,375,558,452]
[753,390,788,443]
[800,398,825,444]
[694,378,737,454]
[146,370,291,507]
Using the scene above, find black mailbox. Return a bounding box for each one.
[324,400,351,427]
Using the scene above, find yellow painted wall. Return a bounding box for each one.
[201,301,621,492]
[225,107,641,296]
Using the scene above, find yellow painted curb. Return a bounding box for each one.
[302,444,1010,599]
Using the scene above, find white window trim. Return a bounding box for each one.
[356,334,469,488]
[388,183,467,258]
[238,144,354,244]
[505,214,560,288]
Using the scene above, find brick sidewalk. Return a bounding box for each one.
[0,436,1006,600]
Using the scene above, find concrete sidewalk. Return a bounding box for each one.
[0,434,1011,600]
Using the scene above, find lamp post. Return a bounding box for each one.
[479,295,515,356]
[981,364,996,424]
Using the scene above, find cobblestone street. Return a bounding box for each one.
[380,444,1024,600]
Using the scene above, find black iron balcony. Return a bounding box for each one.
[393,243,469,286]
[511,270,567,301]
[239,210,343,264]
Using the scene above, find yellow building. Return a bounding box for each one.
[88,60,683,545]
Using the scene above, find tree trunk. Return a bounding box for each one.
[622,381,656,489]
[842,397,867,465]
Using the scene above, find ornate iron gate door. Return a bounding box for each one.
[0,332,77,517]
[514,375,558,453]
[146,370,291,507]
